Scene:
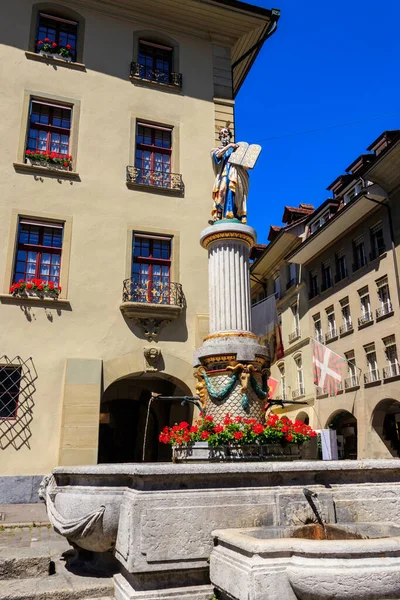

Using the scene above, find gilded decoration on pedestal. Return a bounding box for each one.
[194,366,209,409]
[201,230,255,250]
[203,331,259,342]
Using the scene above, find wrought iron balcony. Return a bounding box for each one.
[325,328,337,342]
[292,387,305,398]
[344,376,359,389]
[383,364,400,379]
[289,328,301,343]
[126,166,184,193]
[286,278,296,290]
[364,369,380,384]
[130,62,182,89]
[376,302,393,319]
[370,245,386,261]
[339,321,353,335]
[358,312,373,327]
[122,278,184,307]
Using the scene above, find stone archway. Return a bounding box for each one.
[295,411,309,425]
[99,350,195,464]
[326,410,357,460]
[371,399,400,458]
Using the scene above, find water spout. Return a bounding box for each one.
[303,488,325,529]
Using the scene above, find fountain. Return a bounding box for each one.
[39,134,400,600]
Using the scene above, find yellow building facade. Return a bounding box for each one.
[0,0,279,499]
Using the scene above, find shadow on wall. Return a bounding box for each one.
[0,356,38,450]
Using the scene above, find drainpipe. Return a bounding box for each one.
[358,179,400,309]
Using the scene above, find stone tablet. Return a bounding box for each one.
[228,142,261,169]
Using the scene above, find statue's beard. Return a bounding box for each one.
[220,135,231,147]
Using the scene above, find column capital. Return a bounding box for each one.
[200,221,257,250]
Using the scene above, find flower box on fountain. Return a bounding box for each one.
[159,413,317,462]
[10,279,61,299]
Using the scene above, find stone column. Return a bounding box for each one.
[194,221,270,421]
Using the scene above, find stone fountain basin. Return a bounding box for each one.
[211,524,400,600]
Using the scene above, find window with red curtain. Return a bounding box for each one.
[36,13,77,61]
[26,100,71,157]
[131,235,171,303]
[138,40,172,84]
[135,123,172,187]
[13,219,63,285]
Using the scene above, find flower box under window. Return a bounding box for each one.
[36,13,77,62]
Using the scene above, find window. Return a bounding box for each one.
[358,286,373,326]
[344,187,356,205]
[289,303,300,341]
[0,365,21,419]
[131,234,172,303]
[370,222,385,260]
[340,297,352,334]
[309,270,318,299]
[273,274,281,299]
[321,260,332,291]
[344,351,358,388]
[13,219,63,285]
[287,263,297,289]
[352,235,366,271]
[376,276,392,317]
[310,210,330,234]
[325,306,336,341]
[364,343,379,382]
[138,40,173,84]
[135,123,172,187]
[335,250,347,282]
[35,12,78,61]
[383,335,399,378]
[278,364,286,401]
[313,313,323,343]
[26,100,72,161]
[294,356,305,396]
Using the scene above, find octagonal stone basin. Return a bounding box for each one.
[211,524,400,600]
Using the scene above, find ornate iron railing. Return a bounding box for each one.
[325,328,337,342]
[364,369,380,384]
[130,62,182,88]
[339,321,353,335]
[289,328,300,342]
[122,278,185,307]
[376,302,393,319]
[344,376,359,389]
[358,312,373,327]
[383,364,400,379]
[126,166,184,192]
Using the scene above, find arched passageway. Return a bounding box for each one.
[98,373,193,464]
[372,399,400,458]
[326,410,357,460]
[295,411,309,425]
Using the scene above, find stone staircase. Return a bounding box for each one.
[0,546,114,599]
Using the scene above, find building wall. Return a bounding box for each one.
[0,0,220,476]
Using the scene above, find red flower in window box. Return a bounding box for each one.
[44,38,50,42]
[52,42,57,48]
[25,149,72,171]
[10,279,61,299]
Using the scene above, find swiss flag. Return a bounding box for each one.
[312,339,345,395]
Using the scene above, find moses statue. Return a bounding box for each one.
[210,127,261,224]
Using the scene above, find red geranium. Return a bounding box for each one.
[213,425,223,434]
[233,431,244,440]
[52,42,57,48]
[200,431,210,440]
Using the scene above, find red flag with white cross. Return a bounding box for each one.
[312,339,346,395]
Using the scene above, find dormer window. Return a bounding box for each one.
[35,13,77,61]
[310,209,330,234]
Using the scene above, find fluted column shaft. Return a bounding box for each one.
[208,238,252,334]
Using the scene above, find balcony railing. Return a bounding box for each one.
[315,332,323,343]
[376,302,393,319]
[130,62,182,89]
[358,312,373,327]
[339,321,353,335]
[289,328,301,342]
[364,369,380,384]
[122,278,185,307]
[352,258,367,272]
[325,328,337,342]
[286,278,296,290]
[370,245,386,261]
[383,364,400,379]
[344,375,359,389]
[292,387,305,398]
[126,166,184,193]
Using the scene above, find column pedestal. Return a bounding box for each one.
[193,220,270,420]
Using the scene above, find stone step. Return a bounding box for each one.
[0,570,114,599]
[0,547,51,579]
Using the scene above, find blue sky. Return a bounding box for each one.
[236,0,400,242]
